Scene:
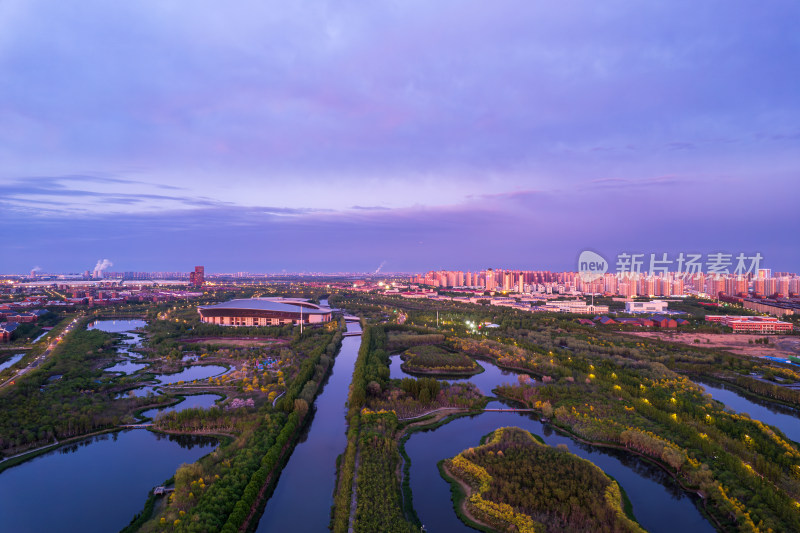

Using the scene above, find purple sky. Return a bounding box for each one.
[1,1,799,273]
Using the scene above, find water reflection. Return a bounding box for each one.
[105,360,149,375]
[154,365,228,385]
[699,380,800,443]
[0,353,25,372]
[389,354,519,395]
[0,429,217,533]
[568,437,687,500]
[396,356,713,532]
[89,320,149,372]
[88,319,147,333]
[154,432,219,449]
[139,394,222,420]
[405,406,713,533]
[254,321,361,532]
[116,385,159,399]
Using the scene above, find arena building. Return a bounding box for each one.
[197,298,333,326]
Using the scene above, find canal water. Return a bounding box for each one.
[253,319,362,532]
[32,330,51,343]
[700,380,800,443]
[0,429,217,533]
[393,354,714,532]
[0,353,25,372]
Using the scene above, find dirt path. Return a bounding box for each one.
[440,461,491,531]
[347,446,361,533]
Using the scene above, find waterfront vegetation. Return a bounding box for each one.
[442,426,643,533]
[329,292,800,533]
[0,325,170,455]
[400,344,481,375]
[386,331,445,351]
[6,290,800,532]
[138,322,343,532]
[331,324,485,533]
[353,413,417,533]
[0,292,347,532]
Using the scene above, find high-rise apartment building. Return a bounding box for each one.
[485,269,496,291]
[190,266,204,288]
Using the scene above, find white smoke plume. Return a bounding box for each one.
[374,260,386,274]
[93,259,113,272]
[31,266,42,272]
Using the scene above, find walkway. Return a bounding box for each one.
[397,406,536,421]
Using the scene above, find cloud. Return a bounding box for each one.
[3,176,797,274]
[466,189,543,202]
[588,175,681,188]
[0,174,228,214]
[757,131,800,141]
[666,142,696,151]
[350,205,391,211]
[0,1,798,272]
[0,0,798,208]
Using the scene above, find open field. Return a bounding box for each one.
[625,332,800,359]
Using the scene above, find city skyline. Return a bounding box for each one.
[2,1,799,272]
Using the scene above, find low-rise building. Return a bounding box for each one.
[625,300,668,314]
[0,322,19,342]
[542,300,609,314]
[651,315,677,328]
[705,315,793,334]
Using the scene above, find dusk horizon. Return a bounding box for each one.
[2,1,799,274]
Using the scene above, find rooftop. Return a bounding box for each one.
[198,298,331,315]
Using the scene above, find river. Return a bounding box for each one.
[0,430,217,533]
[699,380,800,443]
[405,404,713,533]
[393,354,714,532]
[253,317,362,532]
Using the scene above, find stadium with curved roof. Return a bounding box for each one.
[197,298,332,326]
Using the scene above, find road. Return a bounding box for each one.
[0,315,82,390]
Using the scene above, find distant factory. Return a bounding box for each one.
[197,297,332,326]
